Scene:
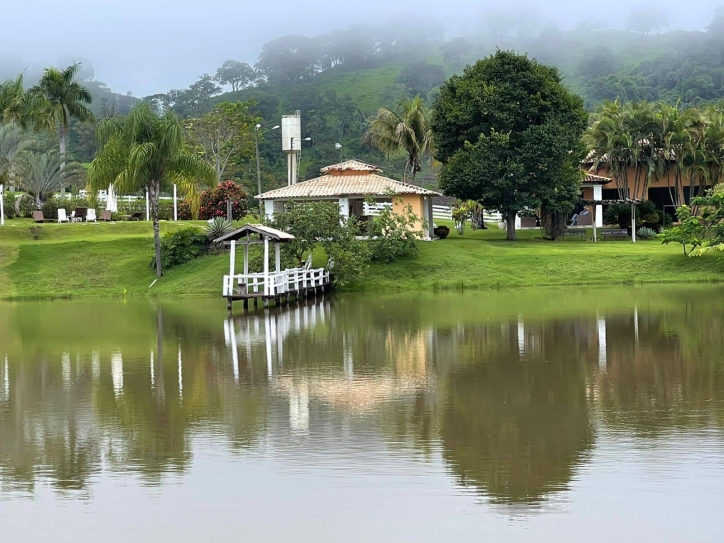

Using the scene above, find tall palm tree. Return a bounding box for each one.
[15,149,85,208]
[88,103,215,277]
[0,124,29,183]
[31,64,94,165]
[363,95,434,181]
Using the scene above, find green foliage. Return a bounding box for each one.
[184,101,258,184]
[14,150,86,207]
[152,228,210,270]
[2,190,16,219]
[661,189,724,256]
[269,200,369,285]
[637,227,658,239]
[434,51,587,241]
[199,181,248,220]
[41,199,60,220]
[367,198,423,263]
[604,200,660,230]
[205,217,234,242]
[363,95,434,180]
[88,102,216,276]
[177,199,192,220]
[16,193,35,217]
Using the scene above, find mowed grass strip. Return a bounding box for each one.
[1,217,723,299]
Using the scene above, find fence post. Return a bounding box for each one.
[173,184,178,221]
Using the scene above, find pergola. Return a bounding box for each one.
[579,198,643,243]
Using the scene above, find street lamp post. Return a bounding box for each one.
[255,123,280,216]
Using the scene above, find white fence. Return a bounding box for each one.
[362,202,502,223]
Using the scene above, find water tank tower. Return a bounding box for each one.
[282,111,302,185]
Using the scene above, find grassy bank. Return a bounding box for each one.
[0,217,723,300]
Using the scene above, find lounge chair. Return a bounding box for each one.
[57,209,70,224]
[33,211,53,223]
[74,208,88,222]
[100,210,113,222]
[87,209,97,222]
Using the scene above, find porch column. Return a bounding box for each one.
[593,185,603,227]
[264,200,275,221]
[275,243,281,273]
[228,240,236,296]
[338,197,349,221]
[424,196,434,239]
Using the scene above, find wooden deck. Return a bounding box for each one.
[223,265,331,311]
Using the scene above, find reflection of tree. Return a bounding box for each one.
[438,321,594,504]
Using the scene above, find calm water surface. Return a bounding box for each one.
[1,287,723,542]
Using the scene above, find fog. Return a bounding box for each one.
[1,0,722,96]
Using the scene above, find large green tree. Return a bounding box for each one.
[88,103,215,277]
[184,101,258,185]
[0,124,29,184]
[432,51,588,240]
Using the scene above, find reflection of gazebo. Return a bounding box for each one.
[579,198,643,243]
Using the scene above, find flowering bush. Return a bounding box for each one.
[199,181,248,220]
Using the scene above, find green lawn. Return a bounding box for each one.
[0,217,722,300]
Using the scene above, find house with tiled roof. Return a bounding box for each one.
[256,160,441,239]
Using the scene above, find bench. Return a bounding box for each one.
[561,228,586,240]
[602,228,629,240]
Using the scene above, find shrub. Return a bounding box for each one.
[177,199,192,220]
[206,217,234,249]
[367,198,423,263]
[604,200,660,230]
[42,199,61,220]
[16,193,36,218]
[637,226,657,239]
[151,227,210,270]
[2,191,16,219]
[434,225,450,239]
[269,201,370,285]
[199,181,248,220]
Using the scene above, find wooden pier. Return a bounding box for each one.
[215,224,331,311]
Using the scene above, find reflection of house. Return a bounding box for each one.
[255,160,440,239]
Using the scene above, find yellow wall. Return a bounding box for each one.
[392,194,425,233]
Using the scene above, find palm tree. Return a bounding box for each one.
[363,95,434,181]
[0,124,29,183]
[31,64,94,165]
[15,150,85,208]
[0,75,31,127]
[88,103,215,277]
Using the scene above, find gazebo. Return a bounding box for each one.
[214,224,330,310]
[579,198,643,243]
[255,160,441,240]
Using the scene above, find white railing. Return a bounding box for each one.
[223,267,329,297]
[363,202,393,216]
[433,205,452,220]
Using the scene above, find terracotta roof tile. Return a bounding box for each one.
[320,160,381,173]
[256,173,441,199]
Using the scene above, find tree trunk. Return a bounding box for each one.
[150,181,163,277]
[506,213,517,241]
[59,124,67,197]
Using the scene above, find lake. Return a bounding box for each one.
[1,286,723,542]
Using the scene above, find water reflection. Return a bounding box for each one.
[0,288,723,511]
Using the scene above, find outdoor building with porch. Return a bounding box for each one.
[255,160,441,240]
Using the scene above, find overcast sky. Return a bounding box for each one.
[2,0,721,96]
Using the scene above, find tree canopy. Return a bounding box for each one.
[433,51,588,240]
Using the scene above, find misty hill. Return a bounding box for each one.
[16,12,724,187]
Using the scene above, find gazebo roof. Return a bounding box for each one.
[256,159,441,200]
[214,223,295,244]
